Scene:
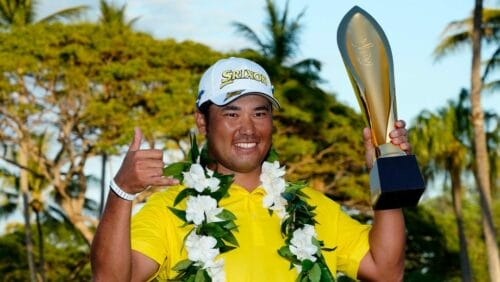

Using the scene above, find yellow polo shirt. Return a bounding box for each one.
[131,184,370,281]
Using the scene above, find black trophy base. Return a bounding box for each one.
[370,154,425,210]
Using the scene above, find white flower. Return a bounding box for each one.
[263,192,288,219]
[205,169,221,192]
[261,161,286,181]
[260,162,286,191]
[185,195,223,225]
[289,224,318,262]
[261,161,288,219]
[206,258,226,282]
[183,163,221,193]
[185,232,219,266]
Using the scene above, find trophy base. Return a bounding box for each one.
[370,155,425,210]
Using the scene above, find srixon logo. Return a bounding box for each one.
[219,69,269,89]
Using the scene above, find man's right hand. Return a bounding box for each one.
[113,127,179,195]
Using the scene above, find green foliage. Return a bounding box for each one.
[0,22,223,244]
[404,205,461,281]
[0,221,91,281]
[404,193,500,281]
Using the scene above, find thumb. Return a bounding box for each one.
[129,127,143,152]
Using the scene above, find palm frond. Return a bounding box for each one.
[482,45,500,81]
[482,80,500,93]
[439,18,471,38]
[37,5,89,23]
[127,16,140,28]
[292,58,321,73]
[433,32,471,61]
[232,21,268,54]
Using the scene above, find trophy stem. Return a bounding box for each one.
[377,143,405,158]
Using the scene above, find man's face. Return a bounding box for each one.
[197,94,273,175]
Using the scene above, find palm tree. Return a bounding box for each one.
[0,143,45,282]
[0,0,88,28]
[98,0,138,30]
[470,2,499,281]
[434,2,500,280]
[232,0,321,86]
[434,7,500,88]
[410,91,473,281]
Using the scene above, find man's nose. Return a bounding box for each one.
[239,115,256,135]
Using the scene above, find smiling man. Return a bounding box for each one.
[91,57,408,282]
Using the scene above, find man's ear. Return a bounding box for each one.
[195,110,207,135]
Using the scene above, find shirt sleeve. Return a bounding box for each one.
[304,187,371,279]
[335,209,371,279]
[131,192,171,265]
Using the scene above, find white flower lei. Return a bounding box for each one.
[164,141,335,282]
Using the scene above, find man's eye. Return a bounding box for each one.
[224,112,238,117]
[255,111,268,117]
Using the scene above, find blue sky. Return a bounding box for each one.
[39,0,499,121]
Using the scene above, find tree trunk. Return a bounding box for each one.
[450,169,472,281]
[35,211,45,282]
[20,146,37,282]
[471,1,500,281]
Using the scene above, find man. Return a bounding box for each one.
[91,57,409,281]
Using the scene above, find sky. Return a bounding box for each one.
[39,0,499,122]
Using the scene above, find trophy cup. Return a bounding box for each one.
[337,6,425,210]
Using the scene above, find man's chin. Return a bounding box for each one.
[230,160,263,173]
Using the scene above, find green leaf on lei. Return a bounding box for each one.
[216,209,237,221]
[168,207,187,222]
[308,263,321,282]
[188,134,200,164]
[172,259,194,272]
[173,188,198,206]
[266,147,280,162]
[163,161,191,182]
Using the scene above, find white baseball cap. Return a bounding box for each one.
[196,57,280,109]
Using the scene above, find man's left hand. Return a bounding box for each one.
[363,120,411,169]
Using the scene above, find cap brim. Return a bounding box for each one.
[213,91,280,109]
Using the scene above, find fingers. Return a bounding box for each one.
[150,176,179,187]
[129,127,143,152]
[394,120,406,129]
[133,149,163,159]
[389,120,412,154]
[363,127,372,143]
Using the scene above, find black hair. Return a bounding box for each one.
[198,101,213,126]
[198,101,213,117]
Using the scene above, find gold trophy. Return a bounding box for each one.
[337,6,425,209]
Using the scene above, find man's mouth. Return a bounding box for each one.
[235,142,257,149]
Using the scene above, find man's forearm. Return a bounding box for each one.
[368,209,406,281]
[91,191,134,281]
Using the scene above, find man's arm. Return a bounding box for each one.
[357,120,409,282]
[90,128,178,281]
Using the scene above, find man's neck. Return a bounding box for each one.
[232,170,262,192]
[208,162,263,192]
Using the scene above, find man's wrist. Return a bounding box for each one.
[109,179,136,201]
